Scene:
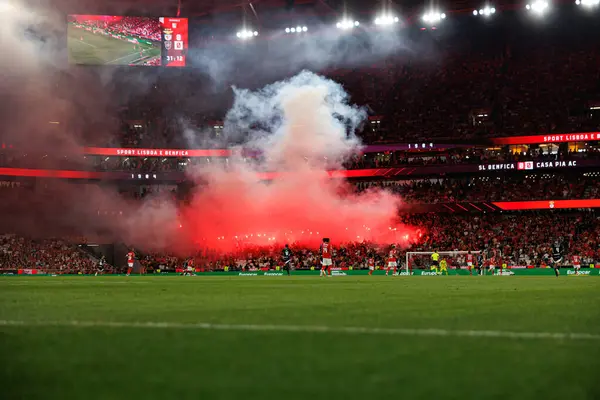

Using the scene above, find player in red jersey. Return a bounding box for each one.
[386,245,398,276]
[367,255,375,276]
[320,238,332,277]
[466,251,474,275]
[572,254,581,275]
[487,248,498,275]
[185,257,195,276]
[126,249,135,276]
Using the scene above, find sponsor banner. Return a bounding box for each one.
[82,147,232,157]
[238,272,284,276]
[17,269,40,275]
[2,165,600,186]
[365,143,471,152]
[2,268,598,277]
[478,160,581,172]
[0,168,130,180]
[156,268,600,276]
[81,145,465,158]
[566,270,591,276]
[493,199,600,211]
[410,268,598,276]
[0,269,18,275]
[492,132,600,145]
[331,271,348,276]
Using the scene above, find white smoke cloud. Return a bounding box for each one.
[224,71,365,169]
[181,71,410,251]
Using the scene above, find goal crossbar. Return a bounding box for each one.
[405,251,481,273]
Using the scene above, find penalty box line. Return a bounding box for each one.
[0,320,599,341]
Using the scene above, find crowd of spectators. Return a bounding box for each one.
[330,22,600,143]
[0,234,103,274]
[111,17,161,42]
[73,17,599,150]
[72,17,161,42]
[355,173,600,203]
[120,212,600,273]
[401,212,600,268]
[344,146,600,170]
[1,211,597,274]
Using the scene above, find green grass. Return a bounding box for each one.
[68,26,161,65]
[1,276,599,399]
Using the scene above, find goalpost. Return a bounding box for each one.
[405,251,481,274]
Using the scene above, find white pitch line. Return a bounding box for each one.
[0,320,598,341]
[77,40,97,48]
[106,50,143,65]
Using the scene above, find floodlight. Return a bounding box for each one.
[576,0,600,6]
[375,15,400,25]
[285,26,309,34]
[526,1,550,14]
[422,11,446,24]
[336,19,359,29]
[474,6,497,16]
[236,29,258,39]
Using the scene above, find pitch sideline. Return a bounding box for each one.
[0,320,598,341]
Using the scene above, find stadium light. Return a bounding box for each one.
[285,26,308,34]
[236,30,259,39]
[575,0,600,7]
[422,11,446,25]
[473,6,497,16]
[336,19,360,30]
[526,1,550,14]
[374,15,400,26]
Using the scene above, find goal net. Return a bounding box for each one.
[405,251,481,274]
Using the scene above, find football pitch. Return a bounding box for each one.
[1,276,599,399]
[68,27,161,66]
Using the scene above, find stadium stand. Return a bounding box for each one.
[0,234,103,274]
[74,18,599,149]
[133,212,599,273]
[1,211,597,274]
[354,174,600,203]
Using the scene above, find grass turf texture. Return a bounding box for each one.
[68,26,161,65]
[1,276,599,399]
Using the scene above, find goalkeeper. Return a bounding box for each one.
[439,258,449,275]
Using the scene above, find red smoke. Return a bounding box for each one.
[176,72,414,252]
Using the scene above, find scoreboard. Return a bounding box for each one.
[67,15,189,67]
[160,17,188,67]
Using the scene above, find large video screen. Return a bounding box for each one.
[67,15,188,67]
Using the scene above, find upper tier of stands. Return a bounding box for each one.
[68,14,598,150]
